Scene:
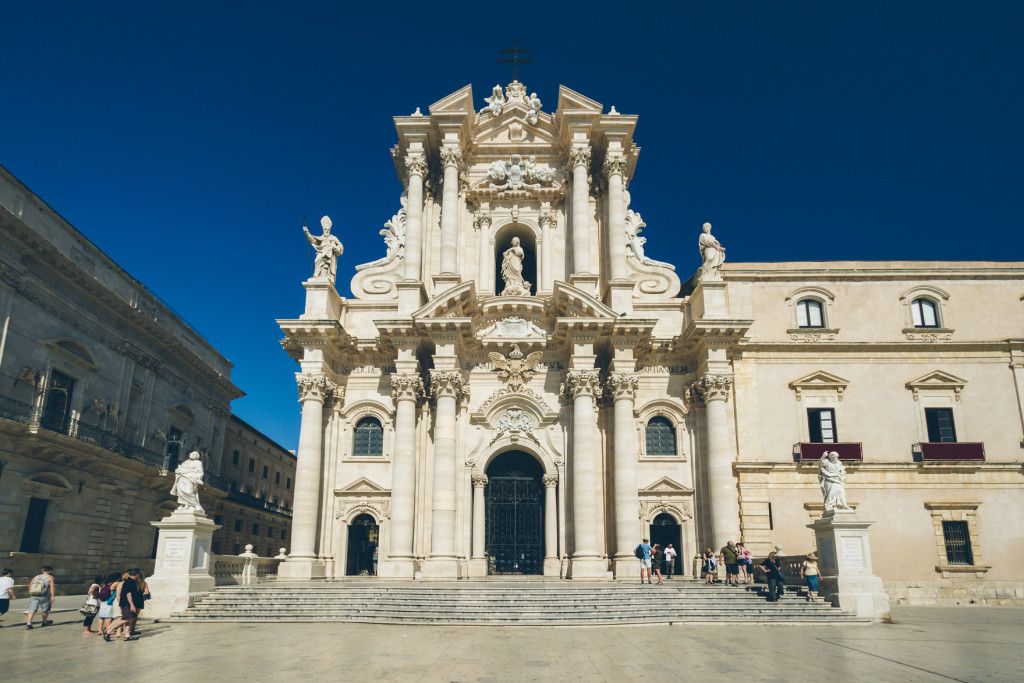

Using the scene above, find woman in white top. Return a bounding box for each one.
[0,568,16,626]
[82,575,102,635]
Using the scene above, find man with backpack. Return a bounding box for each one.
[635,538,653,585]
[26,565,56,629]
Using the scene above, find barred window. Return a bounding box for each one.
[942,520,973,565]
[353,417,384,456]
[645,417,677,456]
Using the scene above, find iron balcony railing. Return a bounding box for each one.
[227,488,293,518]
[0,396,35,424]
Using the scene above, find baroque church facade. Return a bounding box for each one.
[278,82,1024,601]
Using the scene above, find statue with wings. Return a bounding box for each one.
[488,343,544,389]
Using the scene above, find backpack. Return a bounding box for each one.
[98,583,111,601]
[28,575,49,596]
[634,545,644,559]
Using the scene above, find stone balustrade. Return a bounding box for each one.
[212,546,285,585]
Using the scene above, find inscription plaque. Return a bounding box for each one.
[163,538,186,569]
[841,536,865,569]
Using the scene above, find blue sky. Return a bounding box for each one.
[3,2,1022,451]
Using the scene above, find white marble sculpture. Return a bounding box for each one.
[819,451,853,512]
[488,155,552,191]
[481,84,506,116]
[699,222,726,279]
[489,343,544,389]
[379,208,406,263]
[304,216,344,283]
[526,92,542,125]
[499,237,532,296]
[170,450,205,513]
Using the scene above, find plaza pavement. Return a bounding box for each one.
[2,596,1021,682]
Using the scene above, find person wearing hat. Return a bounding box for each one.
[801,552,820,601]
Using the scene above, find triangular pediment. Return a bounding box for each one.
[552,281,617,319]
[639,477,694,495]
[429,85,474,113]
[789,371,850,391]
[337,477,387,494]
[413,281,478,320]
[471,111,560,148]
[556,85,603,114]
[906,370,968,391]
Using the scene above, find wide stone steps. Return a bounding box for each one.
[167,581,868,625]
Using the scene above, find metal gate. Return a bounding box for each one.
[485,475,543,574]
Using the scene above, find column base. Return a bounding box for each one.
[568,556,612,580]
[277,557,327,581]
[612,556,640,579]
[378,557,417,579]
[468,558,489,578]
[544,557,562,577]
[419,556,461,579]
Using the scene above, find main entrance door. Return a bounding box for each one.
[346,514,379,575]
[485,451,544,575]
[649,512,682,576]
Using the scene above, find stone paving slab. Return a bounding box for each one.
[2,602,1022,682]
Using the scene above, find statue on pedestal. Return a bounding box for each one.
[303,216,344,284]
[170,450,205,514]
[699,222,726,279]
[481,84,506,116]
[818,451,852,512]
[500,237,531,296]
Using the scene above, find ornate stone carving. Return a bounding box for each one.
[488,154,554,191]
[480,84,506,116]
[303,216,344,284]
[562,370,602,399]
[691,374,732,403]
[499,237,532,296]
[606,372,639,401]
[335,499,391,521]
[328,386,346,412]
[429,370,465,400]
[390,373,423,402]
[478,316,547,338]
[602,155,627,177]
[488,344,543,389]
[472,474,489,488]
[568,145,592,168]
[478,386,552,414]
[699,222,726,280]
[542,473,559,488]
[525,92,542,125]
[404,155,428,177]
[538,210,555,229]
[297,374,336,402]
[494,408,537,436]
[439,146,464,170]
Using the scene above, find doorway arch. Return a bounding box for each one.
[485,450,544,574]
[649,512,682,577]
[345,513,379,575]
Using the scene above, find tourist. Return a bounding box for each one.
[25,565,56,629]
[651,544,664,585]
[801,552,820,601]
[701,548,718,584]
[96,572,120,636]
[664,543,677,579]
[132,570,151,634]
[104,568,142,641]
[82,575,103,635]
[0,568,15,626]
[372,547,379,576]
[636,538,653,584]
[759,552,786,602]
[719,541,740,586]
[735,543,750,584]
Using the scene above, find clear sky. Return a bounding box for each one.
[2,2,1022,451]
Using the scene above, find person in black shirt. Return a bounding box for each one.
[103,569,142,641]
[759,552,786,602]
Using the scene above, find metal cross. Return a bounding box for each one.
[498,39,533,82]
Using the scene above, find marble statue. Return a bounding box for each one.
[699,222,726,279]
[481,84,506,116]
[818,451,852,512]
[489,343,544,389]
[304,216,344,283]
[170,450,205,513]
[525,155,554,184]
[526,92,542,125]
[500,237,531,296]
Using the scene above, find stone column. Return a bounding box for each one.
[385,372,422,578]
[568,145,592,275]
[423,370,464,577]
[539,210,554,292]
[475,213,493,294]
[543,473,559,575]
[403,156,427,281]
[608,372,641,577]
[564,369,607,578]
[278,373,334,579]
[469,474,488,576]
[438,147,462,276]
[693,374,741,549]
[603,155,627,281]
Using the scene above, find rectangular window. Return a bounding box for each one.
[165,426,183,471]
[234,519,242,532]
[286,477,291,490]
[262,465,269,479]
[925,407,956,442]
[233,543,241,555]
[248,458,255,473]
[942,520,973,565]
[212,540,221,554]
[267,527,274,538]
[275,472,281,485]
[214,514,223,525]
[232,450,240,466]
[252,523,259,535]
[807,408,837,443]
[281,529,287,540]
[20,497,49,553]
[40,370,75,430]
[767,502,774,531]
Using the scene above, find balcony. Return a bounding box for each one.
[0,396,35,424]
[913,442,986,462]
[227,488,293,518]
[795,442,863,462]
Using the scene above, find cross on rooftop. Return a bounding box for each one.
[498,39,533,81]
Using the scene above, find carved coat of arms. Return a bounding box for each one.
[488,343,543,389]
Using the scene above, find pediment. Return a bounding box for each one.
[471,111,560,148]
[556,85,603,114]
[336,477,387,495]
[551,281,617,320]
[906,370,967,400]
[429,85,474,114]
[639,476,693,496]
[788,371,850,398]
[412,281,478,320]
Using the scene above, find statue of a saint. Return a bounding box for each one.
[303,216,344,283]
[818,451,852,512]
[481,84,505,116]
[170,450,205,513]
[500,237,531,296]
[526,92,542,125]
[698,222,726,279]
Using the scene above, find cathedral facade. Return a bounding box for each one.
[277,82,1024,602]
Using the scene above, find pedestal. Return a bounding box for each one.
[301,279,342,320]
[606,280,635,315]
[420,557,460,579]
[612,557,639,580]
[809,510,891,622]
[145,511,220,619]
[276,557,327,580]
[568,273,599,298]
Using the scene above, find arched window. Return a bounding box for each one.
[645,417,677,456]
[353,417,384,456]
[911,298,939,328]
[796,299,825,329]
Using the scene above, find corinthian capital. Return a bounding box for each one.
[562,370,602,400]
[602,155,627,177]
[606,372,639,402]
[405,155,428,177]
[390,372,424,403]
[328,385,346,413]
[472,474,489,488]
[296,374,336,403]
[439,146,464,169]
[429,370,466,400]
[691,374,733,403]
[538,210,555,229]
[568,145,592,168]
[542,473,559,488]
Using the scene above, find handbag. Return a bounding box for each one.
[80,600,99,616]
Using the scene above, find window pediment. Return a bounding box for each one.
[335,477,387,495]
[906,370,967,401]
[639,476,694,496]
[788,371,850,401]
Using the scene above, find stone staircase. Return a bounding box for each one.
[166,579,869,625]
